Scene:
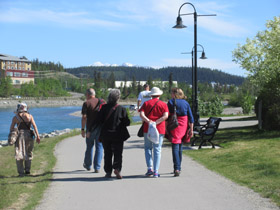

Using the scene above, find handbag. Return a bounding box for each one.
[8,128,19,145]
[137,123,144,137]
[137,100,160,137]
[121,126,130,141]
[30,129,35,139]
[167,99,179,131]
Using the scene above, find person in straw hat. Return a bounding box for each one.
[9,102,40,177]
[139,87,169,178]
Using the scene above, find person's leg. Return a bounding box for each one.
[102,140,113,175]
[112,141,124,171]
[83,132,95,170]
[172,143,180,173]
[25,137,34,174]
[112,141,124,179]
[153,134,164,176]
[16,159,24,176]
[144,133,153,171]
[93,138,103,172]
[178,143,183,172]
[25,160,31,174]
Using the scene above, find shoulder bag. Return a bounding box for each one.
[137,100,160,137]
[167,99,179,131]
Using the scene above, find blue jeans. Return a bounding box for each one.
[144,133,164,173]
[172,143,183,171]
[84,126,103,170]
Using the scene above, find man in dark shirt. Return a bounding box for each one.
[81,88,105,172]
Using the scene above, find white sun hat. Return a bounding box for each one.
[17,102,28,113]
[150,87,163,96]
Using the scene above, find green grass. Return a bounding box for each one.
[0,130,80,210]
[184,126,280,207]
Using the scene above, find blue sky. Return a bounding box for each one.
[0,0,279,77]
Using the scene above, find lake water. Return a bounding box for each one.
[0,106,141,141]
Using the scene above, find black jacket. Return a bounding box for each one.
[98,103,130,141]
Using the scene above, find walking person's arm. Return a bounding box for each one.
[155,112,168,125]
[30,115,40,144]
[81,114,87,138]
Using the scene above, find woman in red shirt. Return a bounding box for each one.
[139,87,169,178]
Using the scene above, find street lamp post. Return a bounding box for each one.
[173,2,215,126]
[182,44,207,118]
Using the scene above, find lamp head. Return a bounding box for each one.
[200,51,207,59]
[172,16,187,29]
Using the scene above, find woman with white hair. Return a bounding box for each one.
[9,102,40,177]
[98,89,130,179]
[139,87,169,178]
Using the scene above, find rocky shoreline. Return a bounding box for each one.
[0,98,84,109]
[0,128,79,148]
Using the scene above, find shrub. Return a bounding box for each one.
[199,96,223,116]
[256,72,280,130]
[241,93,254,114]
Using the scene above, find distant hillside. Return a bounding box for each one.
[65,66,245,85]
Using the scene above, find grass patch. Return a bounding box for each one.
[0,130,80,210]
[184,126,280,207]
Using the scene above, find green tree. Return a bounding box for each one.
[168,72,173,94]
[0,77,13,97]
[107,72,116,88]
[233,16,280,88]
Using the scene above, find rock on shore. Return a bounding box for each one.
[0,128,78,147]
[0,98,84,108]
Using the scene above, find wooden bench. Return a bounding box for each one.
[191,117,222,149]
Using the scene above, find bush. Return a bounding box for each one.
[256,73,280,130]
[241,93,254,114]
[199,96,223,116]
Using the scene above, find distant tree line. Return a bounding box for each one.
[32,59,64,72]
[65,66,244,86]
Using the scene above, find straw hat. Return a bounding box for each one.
[150,87,163,96]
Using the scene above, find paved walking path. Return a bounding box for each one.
[36,120,279,210]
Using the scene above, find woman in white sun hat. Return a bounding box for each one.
[10,102,40,177]
[139,87,169,178]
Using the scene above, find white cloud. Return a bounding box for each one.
[114,0,250,37]
[0,8,124,28]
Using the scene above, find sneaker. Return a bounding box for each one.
[174,170,180,177]
[83,163,90,171]
[145,169,154,177]
[153,172,160,178]
[114,169,123,179]
[105,173,112,178]
[94,169,100,173]
[25,171,30,175]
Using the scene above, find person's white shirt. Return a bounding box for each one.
[137,90,152,109]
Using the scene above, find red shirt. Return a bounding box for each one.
[139,98,169,134]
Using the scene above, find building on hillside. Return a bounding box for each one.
[115,81,178,88]
[0,54,34,85]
